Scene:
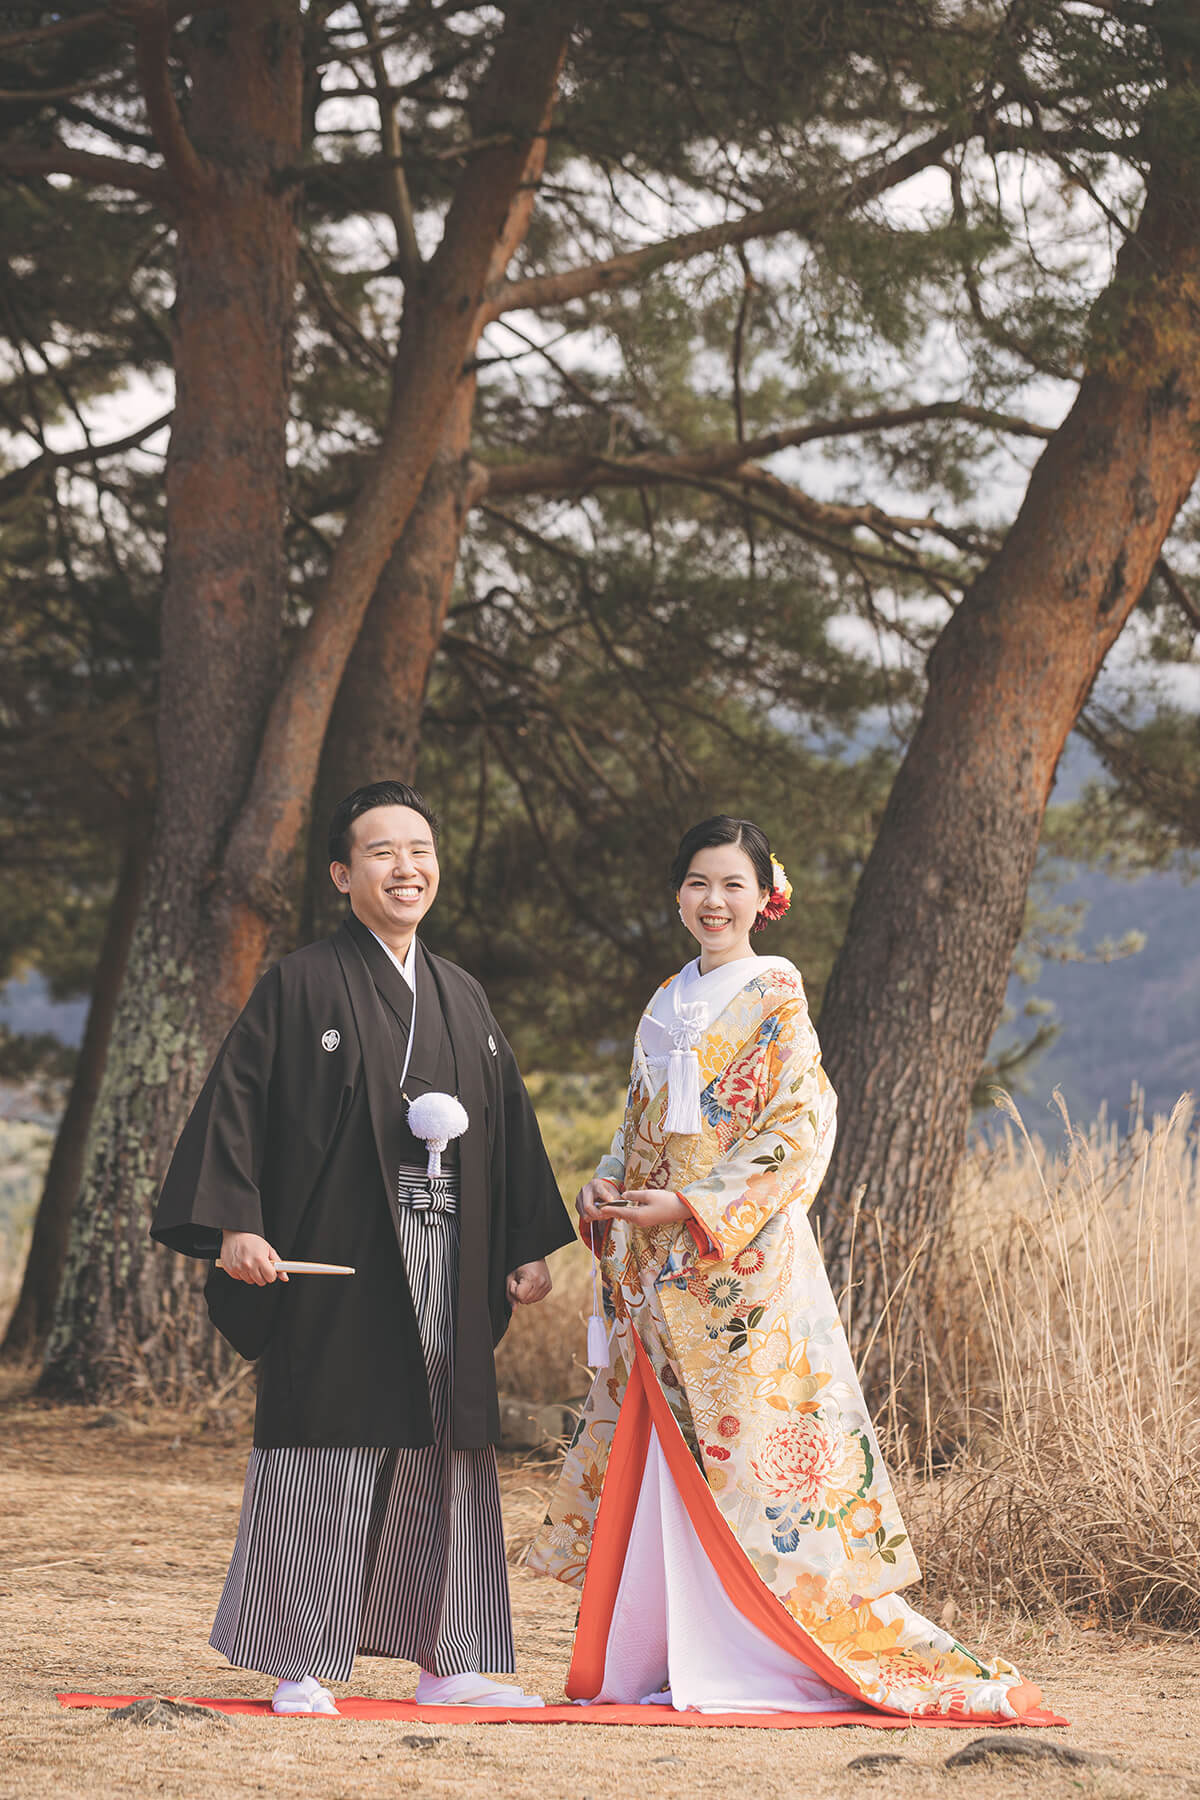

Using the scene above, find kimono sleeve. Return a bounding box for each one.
[150,965,281,1259]
[677,994,837,1263]
[491,1018,577,1271]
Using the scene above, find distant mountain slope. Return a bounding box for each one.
[997,867,1198,1127]
[0,972,87,1049]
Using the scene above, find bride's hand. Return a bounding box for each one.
[576,1177,622,1226]
[595,1187,689,1229]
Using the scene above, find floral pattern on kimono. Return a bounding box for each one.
[527,960,1030,1719]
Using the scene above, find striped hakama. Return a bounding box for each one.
[210,1167,514,1681]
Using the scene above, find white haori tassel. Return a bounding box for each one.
[587,1255,613,1369]
[406,1091,469,1177]
[663,1000,707,1135]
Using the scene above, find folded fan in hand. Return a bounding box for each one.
[215,1259,355,1275]
[406,1091,469,1177]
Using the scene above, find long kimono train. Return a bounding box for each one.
[528,957,1051,1721]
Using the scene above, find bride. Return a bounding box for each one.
[527,815,1050,1721]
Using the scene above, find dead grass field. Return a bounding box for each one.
[3,1381,1199,1800]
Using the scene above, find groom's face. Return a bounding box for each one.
[330,804,440,943]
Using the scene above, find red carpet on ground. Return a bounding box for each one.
[57,1694,1067,1729]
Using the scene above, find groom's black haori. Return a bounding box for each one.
[153,912,570,1448]
[150,790,573,1685]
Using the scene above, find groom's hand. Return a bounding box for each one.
[507,1259,551,1305]
[220,1230,288,1284]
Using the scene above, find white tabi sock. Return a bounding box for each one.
[272,1674,339,1715]
[415,1670,544,1708]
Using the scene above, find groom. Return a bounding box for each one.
[152,780,573,1712]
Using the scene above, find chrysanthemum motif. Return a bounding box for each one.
[749,1414,846,1505]
[732,1245,765,1275]
[717,1413,741,1438]
[544,1512,590,1551]
[706,1275,743,1310]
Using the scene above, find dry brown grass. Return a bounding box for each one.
[886,1094,1200,1633]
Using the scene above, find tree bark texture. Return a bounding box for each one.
[306,80,558,930]
[41,0,303,1400]
[220,4,575,935]
[814,19,1200,1360]
[306,378,477,935]
[1,829,148,1362]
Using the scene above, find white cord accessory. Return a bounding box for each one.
[406,1091,469,1176]
[663,999,707,1134]
[587,1253,613,1368]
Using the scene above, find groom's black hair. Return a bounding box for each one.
[328,781,440,865]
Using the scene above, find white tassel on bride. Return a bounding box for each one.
[663,1000,707,1135]
[406,1091,469,1177]
[587,1253,613,1369]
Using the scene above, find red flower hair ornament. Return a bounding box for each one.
[754,854,792,931]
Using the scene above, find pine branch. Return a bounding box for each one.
[480,401,1053,500]
[58,103,157,154]
[481,118,985,321]
[122,0,210,201]
[0,78,98,102]
[353,0,421,285]
[1155,556,1200,632]
[299,246,391,371]
[0,411,172,506]
[0,144,169,199]
[0,9,112,53]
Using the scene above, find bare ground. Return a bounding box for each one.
[1,1382,1198,1800]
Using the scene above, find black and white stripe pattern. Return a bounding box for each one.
[210,1165,513,1681]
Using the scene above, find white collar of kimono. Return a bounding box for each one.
[367,926,418,1089]
[640,955,793,1134]
[368,927,416,990]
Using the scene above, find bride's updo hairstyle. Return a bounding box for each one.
[670,815,775,926]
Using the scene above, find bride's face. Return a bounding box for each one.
[678,844,769,959]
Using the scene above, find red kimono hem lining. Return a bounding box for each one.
[565,1326,1066,1729]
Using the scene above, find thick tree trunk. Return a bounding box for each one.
[219,6,574,937]
[1,829,149,1362]
[814,28,1200,1367]
[41,2,303,1401]
[306,77,557,932]
[307,378,477,934]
